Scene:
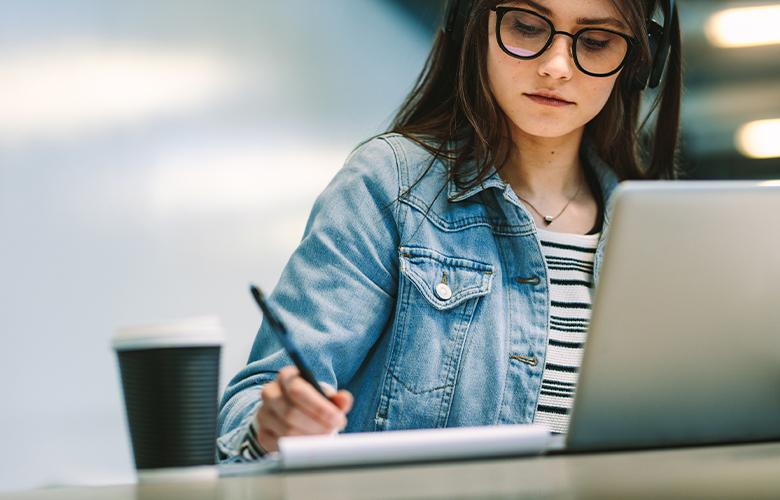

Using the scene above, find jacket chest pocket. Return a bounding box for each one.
[388,246,494,395]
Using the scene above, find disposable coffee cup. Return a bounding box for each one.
[112,316,224,481]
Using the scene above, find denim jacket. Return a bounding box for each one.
[217,132,620,460]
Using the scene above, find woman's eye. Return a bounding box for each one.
[513,21,545,36]
[581,37,610,50]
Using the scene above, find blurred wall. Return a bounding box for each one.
[0,0,433,492]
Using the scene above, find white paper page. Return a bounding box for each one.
[278,424,551,470]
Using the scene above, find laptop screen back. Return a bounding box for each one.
[568,181,780,451]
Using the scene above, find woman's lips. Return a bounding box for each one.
[524,93,575,107]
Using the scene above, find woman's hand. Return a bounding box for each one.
[255,365,354,453]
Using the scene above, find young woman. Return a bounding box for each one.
[217,0,682,460]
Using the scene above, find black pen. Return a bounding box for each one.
[249,284,328,398]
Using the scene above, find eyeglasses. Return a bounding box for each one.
[491,7,637,77]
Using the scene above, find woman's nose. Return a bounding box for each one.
[536,35,574,81]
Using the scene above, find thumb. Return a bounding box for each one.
[330,390,354,414]
[319,382,353,413]
[320,381,337,398]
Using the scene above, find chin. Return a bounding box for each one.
[515,122,581,139]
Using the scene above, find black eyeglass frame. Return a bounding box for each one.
[491,6,639,78]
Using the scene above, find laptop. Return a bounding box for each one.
[564,180,780,452]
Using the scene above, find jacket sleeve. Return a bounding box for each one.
[216,136,402,462]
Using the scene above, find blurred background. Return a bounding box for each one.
[1,0,778,493]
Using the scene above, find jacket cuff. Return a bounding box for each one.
[216,409,267,463]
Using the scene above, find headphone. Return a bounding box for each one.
[443,0,677,90]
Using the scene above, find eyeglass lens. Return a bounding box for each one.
[499,10,629,76]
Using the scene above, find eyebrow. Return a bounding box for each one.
[505,0,628,30]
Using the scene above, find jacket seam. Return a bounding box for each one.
[379,134,407,235]
[439,293,484,427]
[370,135,405,430]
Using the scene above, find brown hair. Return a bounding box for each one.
[389,0,682,193]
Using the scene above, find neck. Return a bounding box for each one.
[501,127,585,199]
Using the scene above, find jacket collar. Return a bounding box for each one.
[446,168,506,202]
[445,137,620,216]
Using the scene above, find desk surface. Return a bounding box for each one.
[6,442,780,499]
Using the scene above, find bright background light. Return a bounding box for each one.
[0,0,431,493]
[736,118,780,158]
[0,43,241,143]
[705,4,780,48]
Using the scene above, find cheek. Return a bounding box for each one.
[487,41,532,108]
[487,40,507,98]
[581,77,619,118]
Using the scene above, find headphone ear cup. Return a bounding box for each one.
[630,19,663,91]
[647,17,672,89]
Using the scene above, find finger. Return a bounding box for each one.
[258,404,305,438]
[320,382,337,398]
[265,394,332,434]
[259,382,290,428]
[317,382,352,414]
[330,390,354,414]
[272,370,350,431]
[281,375,345,429]
[260,378,284,406]
[277,365,299,388]
[283,406,333,434]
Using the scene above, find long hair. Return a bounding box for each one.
[389,0,682,193]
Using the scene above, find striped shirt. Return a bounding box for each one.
[532,227,600,435]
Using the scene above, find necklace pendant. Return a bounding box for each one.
[543,215,554,225]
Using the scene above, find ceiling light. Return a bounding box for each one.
[705,4,780,48]
[736,119,780,159]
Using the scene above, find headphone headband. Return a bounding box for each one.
[444,0,473,42]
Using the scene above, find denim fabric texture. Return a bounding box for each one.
[217,133,620,458]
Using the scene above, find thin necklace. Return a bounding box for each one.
[515,182,583,226]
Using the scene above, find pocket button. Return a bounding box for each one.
[435,282,453,300]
